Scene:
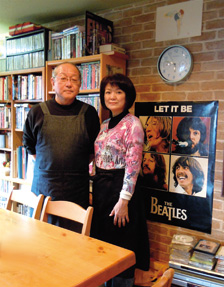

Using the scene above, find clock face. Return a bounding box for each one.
[157,45,193,83]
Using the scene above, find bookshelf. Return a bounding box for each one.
[0,67,45,207]
[46,51,127,122]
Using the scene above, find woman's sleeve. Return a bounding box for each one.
[120,118,144,200]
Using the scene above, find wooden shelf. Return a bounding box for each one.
[0,175,31,185]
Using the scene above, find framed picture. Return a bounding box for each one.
[85,11,113,56]
[156,0,203,42]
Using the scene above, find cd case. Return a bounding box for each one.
[171,234,197,246]
[194,239,220,255]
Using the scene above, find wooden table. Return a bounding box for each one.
[0,209,135,287]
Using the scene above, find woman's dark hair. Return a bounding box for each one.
[100,73,136,111]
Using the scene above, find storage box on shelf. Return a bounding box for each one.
[46,51,127,122]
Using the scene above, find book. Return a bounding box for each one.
[194,239,220,255]
[99,43,126,54]
[25,153,35,182]
[17,146,23,179]
[0,134,6,148]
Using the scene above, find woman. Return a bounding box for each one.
[144,116,171,153]
[91,73,150,287]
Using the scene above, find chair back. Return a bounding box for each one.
[6,189,44,220]
[152,268,174,287]
[40,196,93,236]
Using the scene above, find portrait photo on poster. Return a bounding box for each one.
[136,101,218,233]
[169,155,208,198]
[139,151,169,191]
[172,116,210,157]
[141,116,172,154]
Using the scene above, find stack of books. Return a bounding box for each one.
[189,239,220,271]
[169,234,197,265]
[99,43,126,54]
[215,246,224,273]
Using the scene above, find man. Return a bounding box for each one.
[171,156,205,196]
[140,152,168,190]
[173,117,208,156]
[23,62,100,229]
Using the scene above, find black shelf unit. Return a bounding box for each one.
[6,28,50,71]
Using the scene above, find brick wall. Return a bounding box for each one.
[45,0,224,263]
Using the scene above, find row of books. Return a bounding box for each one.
[78,62,100,91]
[0,76,11,100]
[6,31,45,56]
[76,94,100,113]
[15,104,33,130]
[12,74,42,100]
[49,13,114,60]
[0,105,11,128]
[51,25,85,60]
[6,51,45,71]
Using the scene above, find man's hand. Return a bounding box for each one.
[109,198,129,227]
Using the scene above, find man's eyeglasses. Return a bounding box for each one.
[55,76,80,84]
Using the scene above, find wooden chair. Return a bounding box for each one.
[6,189,44,220]
[152,268,174,287]
[40,196,94,236]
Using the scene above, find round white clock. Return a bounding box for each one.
[157,45,193,84]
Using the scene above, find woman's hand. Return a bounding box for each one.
[109,198,129,227]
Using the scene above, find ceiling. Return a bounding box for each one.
[0,0,142,35]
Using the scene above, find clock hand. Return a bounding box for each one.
[173,63,176,72]
[167,61,176,72]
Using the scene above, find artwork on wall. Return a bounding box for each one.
[156,0,203,42]
[135,101,219,234]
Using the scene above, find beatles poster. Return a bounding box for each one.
[135,101,219,234]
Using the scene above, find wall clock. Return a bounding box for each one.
[157,45,193,84]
